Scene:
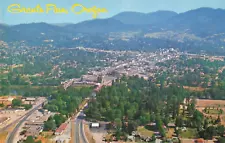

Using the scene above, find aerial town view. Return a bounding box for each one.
[2,0,225,143]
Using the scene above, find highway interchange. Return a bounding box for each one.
[3,98,88,143]
[6,99,47,143]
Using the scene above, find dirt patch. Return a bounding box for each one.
[166,128,175,138]
[0,117,8,124]
[196,99,225,125]
[196,99,225,107]
[180,138,194,143]
[70,121,74,143]
[7,124,16,132]
[0,96,22,106]
[84,124,95,143]
[0,131,8,143]
[36,136,54,143]
[183,86,207,92]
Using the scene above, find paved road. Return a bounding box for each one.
[75,118,80,143]
[0,115,22,133]
[6,101,46,143]
[74,111,88,143]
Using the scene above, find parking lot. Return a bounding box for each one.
[88,122,109,143]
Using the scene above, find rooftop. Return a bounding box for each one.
[55,123,67,133]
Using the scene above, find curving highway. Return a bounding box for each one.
[6,100,46,143]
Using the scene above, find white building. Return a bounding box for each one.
[90,123,100,128]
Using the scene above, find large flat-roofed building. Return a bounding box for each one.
[25,126,43,137]
[81,75,98,82]
[22,97,36,105]
[90,123,100,128]
[0,96,15,106]
[25,121,44,126]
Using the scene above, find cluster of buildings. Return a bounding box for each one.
[62,48,180,90]
[18,109,53,141]
[0,96,37,107]
[0,97,37,115]
[0,96,15,106]
[0,40,8,48]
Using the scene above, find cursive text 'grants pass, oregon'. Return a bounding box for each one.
[7,4,108,18]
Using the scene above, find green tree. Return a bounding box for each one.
[127,121,138,134]
[12,99,22,107]
[54,114,66,127]
[217,125,225,136]
[156,115,166,137]
[139,112,150,125]
[114,118,122,130]
[192,110,203,128]
[23,104,32,110]
[175,116,183,127]
[215,116,221,124]
[218,137,225,143]
[203,119,208,129]
[44,117,56,131]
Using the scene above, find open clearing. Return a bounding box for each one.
[196,99,225,107]
[166,128,175,138]
[37,132,54,143]
[137,126,154,138]
[183,86,207,92]
[196,99,225,125]
[180,128,198,139]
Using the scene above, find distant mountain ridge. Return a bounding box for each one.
[0,24,7,29]
[1,8,225,54]
[3,7,223,37]
[65,18,138,33]
[162,7,225,37]
[51,23,74,27]
[112,11,178,25]
[2,8,225,37]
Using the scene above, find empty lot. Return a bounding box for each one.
[196,99,225,107]
[196,99,225,125]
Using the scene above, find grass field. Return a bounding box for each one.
[0,73,8,80]
[180,128,198,139]
[137,126,154,138]
[205,109,221,115]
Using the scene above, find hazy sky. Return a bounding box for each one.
[1,0,225,25]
